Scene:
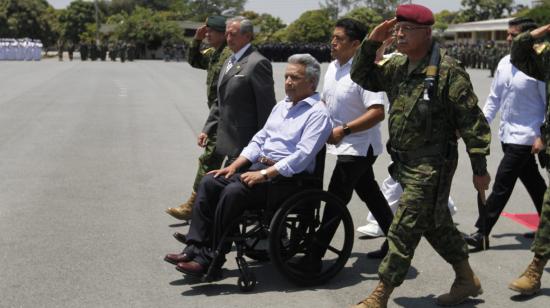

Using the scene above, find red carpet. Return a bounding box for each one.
[501,212,540,231]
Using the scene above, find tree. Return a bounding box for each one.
[433,10,458,32]
[285,10,334,43]
[319,0,360,20]
[242,11,286,43]
[522,3,550,25]
[343,6,382,32]
[0,0,59,46]
[110,7,184,49]
[360,0,407,18]
[459,0,514,22]
[59,0,98,44]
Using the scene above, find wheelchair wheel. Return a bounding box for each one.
[268,189,353,286]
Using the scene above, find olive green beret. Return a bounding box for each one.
[206,15,227,33]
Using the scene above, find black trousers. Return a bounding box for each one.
[476,143,546,234]
[185,162,270,267]
[312,147,394,257]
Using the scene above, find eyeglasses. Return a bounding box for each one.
[392,24,428,34]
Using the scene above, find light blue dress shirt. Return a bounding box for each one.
[240,93,332,177]
[483,55,547,146]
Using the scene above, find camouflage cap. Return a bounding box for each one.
[206,15,227,32]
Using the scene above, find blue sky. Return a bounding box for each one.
[47,0,534,24]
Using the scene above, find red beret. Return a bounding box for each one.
[396,4,434,26]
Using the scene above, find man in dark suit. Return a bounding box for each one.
[213,16,276,162]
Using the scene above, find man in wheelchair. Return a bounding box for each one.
[165,53,332,278]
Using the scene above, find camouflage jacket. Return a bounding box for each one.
[511,33,550,152]
[187,40,232,135]
[351,40,490,179]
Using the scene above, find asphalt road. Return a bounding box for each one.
[0,58,548,308]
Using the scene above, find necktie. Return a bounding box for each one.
[225,55,236,74]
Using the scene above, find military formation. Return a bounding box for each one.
[56,40,137,62]
[446,42,509,76]
[0,38,42,61]
[157,5,550,307]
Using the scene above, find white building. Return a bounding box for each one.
[445,18,513,44]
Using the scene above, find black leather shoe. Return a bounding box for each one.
[173,232,187,244]
[464,232,489,251]
[366,240,389,259]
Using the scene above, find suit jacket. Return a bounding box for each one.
[213,45,276,159]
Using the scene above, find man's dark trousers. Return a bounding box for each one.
[313,146,394,257]
[476,143,546,234]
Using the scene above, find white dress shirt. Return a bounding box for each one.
[483,55,546,146]
[322,58,389,156]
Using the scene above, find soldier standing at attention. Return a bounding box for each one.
[350,4,491,307]
[166,16,231,221]
[508,22,550,296]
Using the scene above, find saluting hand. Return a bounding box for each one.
[530,23,550,39]
[368,18,398,43]
[194,25,208,41]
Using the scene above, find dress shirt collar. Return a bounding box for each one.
[335,57,353,70]
[284,92,321,109]
[232,43,251,62]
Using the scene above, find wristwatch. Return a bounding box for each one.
[260,169,269,180]
[342,123,352,136]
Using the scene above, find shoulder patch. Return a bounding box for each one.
[201,47,215,56]
[533,43,548,55]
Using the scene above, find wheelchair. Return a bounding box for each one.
[200,148,355,291]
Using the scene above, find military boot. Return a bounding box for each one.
[436,259,483,306]
[508,255,548,295]
[165,192,197,220]
[352,280,394,308]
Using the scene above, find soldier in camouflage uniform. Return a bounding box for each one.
[350,4,491,308]
[509,23,550,296]
[165,16,231,221]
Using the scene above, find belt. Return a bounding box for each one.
[390,142,456,162]
[258,156,277,166]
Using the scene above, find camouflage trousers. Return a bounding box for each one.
[531,169,550,258]
[192,132,225,192]
[379,158,469,287]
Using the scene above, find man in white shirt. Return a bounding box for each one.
[464,17,547,250]
[302,19,394,267]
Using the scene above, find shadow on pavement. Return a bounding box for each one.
[172,252,419,296]
[394,294,484,307]
[510,288,550,302]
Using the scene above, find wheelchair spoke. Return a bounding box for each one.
[326,244,342,256]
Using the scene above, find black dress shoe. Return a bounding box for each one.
[464,232,489,250]
[366,240,389,259]
[173,232,187,244]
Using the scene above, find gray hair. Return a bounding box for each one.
[227,16,254,36]
[288,53,321,90]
